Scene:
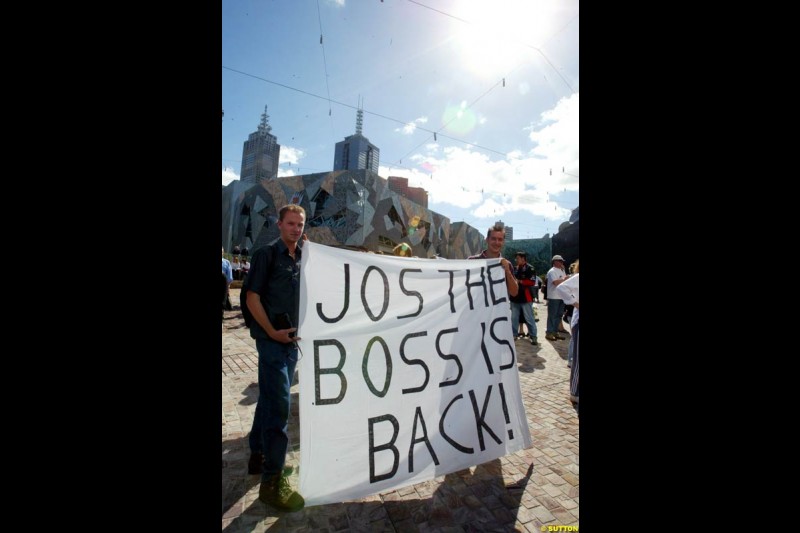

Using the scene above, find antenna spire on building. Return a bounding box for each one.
[258,105,272,137]
[355,96,364,135]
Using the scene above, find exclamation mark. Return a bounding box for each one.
[499,382,513,440]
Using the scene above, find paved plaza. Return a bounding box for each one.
[222,288,578,532]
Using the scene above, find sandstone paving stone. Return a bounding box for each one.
[526,486,548,498]
[399,485,417,497]
[523,520,546,533]
[556,483,577,497]
[462,494,482,509]
[498,490,524,508]
[384,500,412,522]
[545,473,567,486]
[393,518,420,532]
[480,492,503,510]
[440,491,461,509]
[491,505,516,525]
[408,500,430,524]
[450,505,473,525]
[347,501,389,523]
[530,473,548,486]
[551,507,576,525]
[368,518,396,532]
[222,502,243,519]
[535,494,561,511]
[531,505,556,523]
[381,491,401,502]
[554,455,572,466]
[542,447,561,459]
[427,504,455,527]
[415,482,436,498]
[450,482,472,498]
[542,483,563,497]
[471,506,499,525]
[556,496,578,510]
[513,504,538,524]
[469,482,492,499]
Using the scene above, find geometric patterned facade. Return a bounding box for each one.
[222,169,487,259]
[222,169,570,263]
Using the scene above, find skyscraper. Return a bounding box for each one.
[240,105,281,184]
[494,220,513,241]
[333,104,380,173]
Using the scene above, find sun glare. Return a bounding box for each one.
[453,0,556,79]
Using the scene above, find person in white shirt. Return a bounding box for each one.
[556,260,579,406]
[545,255,568,341]
[241,259,250,282]
[231,257,242,280]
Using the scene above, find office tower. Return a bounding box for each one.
[333,103,380,173]
[494,220,513,241]
[240,105,281,184]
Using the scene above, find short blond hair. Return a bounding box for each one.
[279,204,306,221]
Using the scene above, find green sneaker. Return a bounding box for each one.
[259,472,305,512]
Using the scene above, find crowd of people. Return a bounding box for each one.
[222,212,580,512]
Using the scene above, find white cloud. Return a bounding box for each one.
[326,0,345,6]
[378,92,578,224]
[278,168,297,177]
[395,116,428,135]
[528,92,579,178]
[279,145,305,165]
[222,167,239,186]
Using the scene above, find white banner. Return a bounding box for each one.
[297,242,532,506]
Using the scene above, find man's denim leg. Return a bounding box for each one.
[570,321,579,396]
[248,394,263,454]
[521,302,537,338]
[256,338,298,481]
[546,298,561,334]
[510,303,522,337]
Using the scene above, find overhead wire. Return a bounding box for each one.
[315,0,335,141]
[391,59,528,167]
[222,66,510,157]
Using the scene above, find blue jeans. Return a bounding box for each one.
[570,320,579,397]
[510,302,537,338]
[248,338,298,480]
[546,298,565,335]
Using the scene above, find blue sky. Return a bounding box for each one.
[222,0,578,240]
